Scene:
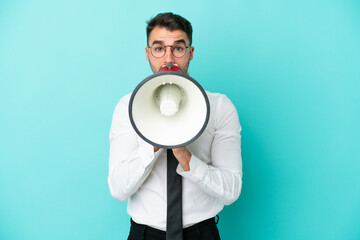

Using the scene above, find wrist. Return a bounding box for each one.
[179,151,191,171]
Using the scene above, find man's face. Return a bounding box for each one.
[146,26,194,75]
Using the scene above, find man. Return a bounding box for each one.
[108,12,242,240]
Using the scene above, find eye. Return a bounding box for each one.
[173,45,185,52]
[154,46,164,52]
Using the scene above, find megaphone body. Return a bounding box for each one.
[129,65,210,149]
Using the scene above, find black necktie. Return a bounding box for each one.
[166,149,183,239]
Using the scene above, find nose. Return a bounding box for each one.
[163,46,175,63]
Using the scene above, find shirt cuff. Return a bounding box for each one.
[176,154,207,183]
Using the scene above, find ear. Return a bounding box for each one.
[146,47,150,62]
[189,46,194,61]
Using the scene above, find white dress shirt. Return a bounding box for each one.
[108,91,242,231]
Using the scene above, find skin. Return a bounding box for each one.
[146,26,194,171]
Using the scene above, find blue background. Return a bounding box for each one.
[1,0,359,239]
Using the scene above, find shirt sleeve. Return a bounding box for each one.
[177,95,242,205]
[107,95,159,202]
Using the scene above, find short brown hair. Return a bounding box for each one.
[146,12,193,46]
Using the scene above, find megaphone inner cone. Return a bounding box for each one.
[155,83,184,117]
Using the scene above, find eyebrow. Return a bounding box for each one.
[174,39,186,45]
[150,39,187,46]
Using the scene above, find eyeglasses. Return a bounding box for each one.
[148,43,191,58]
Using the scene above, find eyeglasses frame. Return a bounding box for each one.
[147,44,191,58]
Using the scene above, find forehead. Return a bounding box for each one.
[148,26,189,45]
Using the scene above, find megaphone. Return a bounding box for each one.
[129,64,210,149]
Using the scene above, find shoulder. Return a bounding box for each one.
[206,91,241,132]
[118,93,132,104]
[113,93,132,110]
[205,91,235,109]
[205,91,240,127]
